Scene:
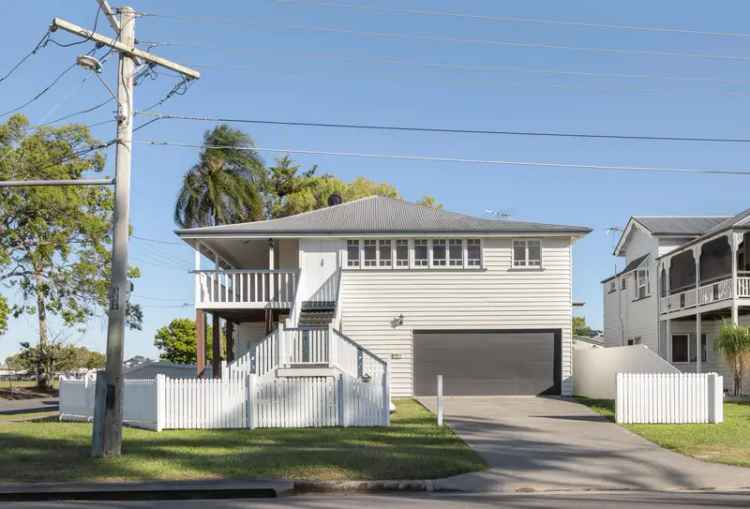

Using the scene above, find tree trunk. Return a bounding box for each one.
[33,270,50,390]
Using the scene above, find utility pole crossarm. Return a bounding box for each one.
[50,17,201,80]
[96,0,121,33]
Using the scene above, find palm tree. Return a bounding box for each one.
[174,125,266,228]
[715,321,750,396]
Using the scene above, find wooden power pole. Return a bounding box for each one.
[50,4,199,457]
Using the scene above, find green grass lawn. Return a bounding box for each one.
[574,396,750,468]
[0,399,485,483]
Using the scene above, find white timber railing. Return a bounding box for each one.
[697,278,733,306]
[195,269,299,309]
[225,324,387,382]
[616,372,723,424]
[306,269,341,307]
[60,370,389,430]
[738,277,750,298]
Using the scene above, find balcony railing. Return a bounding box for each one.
[196,269,299,308]
[661,276,750,314]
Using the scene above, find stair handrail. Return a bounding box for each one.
[332,268,344,330]
[285,268,303,329]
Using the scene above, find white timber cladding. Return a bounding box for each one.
[340,236,574,397]
[602,226,660,351]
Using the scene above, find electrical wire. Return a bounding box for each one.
[134,112,750,144]
[139,15,750,63]
[0,31,53,85]
[0,63,78,119]
[270,0,750,40]
[132,235,185,246]
[46,5,102,48]
[134,139,750,177]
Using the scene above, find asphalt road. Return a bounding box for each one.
[5,491,750,509]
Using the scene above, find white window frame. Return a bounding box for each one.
[363,239,377,268]
[636,268,649,299]
[414,239,429,268]
[512,239,543,268]
[346,240,360,268]
[395,239,409,267]
[431,239,448,267]
[448,239,463,266]
[466,239,482,267]
[378,239,392,268]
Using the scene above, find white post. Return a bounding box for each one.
[696,313,702,373]
[383,363,391,426]
[731,232,740,325]
[155,374,165,432]
[246,373,256,429]
[328,324,336,368]
[194,243,201,307]
[436,374,444,427]
[278,323,287,368]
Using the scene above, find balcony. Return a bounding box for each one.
[195,269,299,309]
[660,276,750,315]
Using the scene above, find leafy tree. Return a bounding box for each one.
[573,316,596,337]
[154,318,224,364]
[12,341,76,387]
[0,115,142,387]
[416,195,442,209]
[0,295,8,335]
[174,124,265,228]
[715,321,750,396]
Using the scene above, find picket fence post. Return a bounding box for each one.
[155,374,165,432]
[246,373,256,429]
[383,363,391,426]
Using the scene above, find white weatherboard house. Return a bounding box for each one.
[602,210,750,393]
[177,196,590,398]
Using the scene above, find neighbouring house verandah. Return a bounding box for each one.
[658,229,750,376]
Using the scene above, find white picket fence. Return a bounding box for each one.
[59,368,390,431]
[616,372,724,424]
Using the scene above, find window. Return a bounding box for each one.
[672,335,688,363]
[432,240,447,266]
[378,240,392,267]
[621,277,627,290]
[636,269,649,299]
[347,240,360,268]
[396,240,409,267]
[467,239,481,267]
[414,240,428,267]
[449,240,463,266]
[689,334,708,363]
[364,240,377,267]
[513,239,542,267]
[608,280,616,293]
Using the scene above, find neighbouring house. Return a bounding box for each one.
[124,360,212,380]
[602,210,750,393]
[176,195,590,397]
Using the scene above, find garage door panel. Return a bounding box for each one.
[413,331,560,396]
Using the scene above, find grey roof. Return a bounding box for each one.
[175,196,591,237]
[702,207,750,236]
[601,253,649,283]
[633,216,728,236]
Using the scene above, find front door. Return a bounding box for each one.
[300,239,341,301]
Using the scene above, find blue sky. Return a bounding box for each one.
[1,0,749,361]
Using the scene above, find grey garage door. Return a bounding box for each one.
[413,330,561,396]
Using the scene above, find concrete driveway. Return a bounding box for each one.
[418,396,750,493]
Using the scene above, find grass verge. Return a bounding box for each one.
[0,398,485,483]
[574,396,750,468]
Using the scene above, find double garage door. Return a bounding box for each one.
[413,330,561,396]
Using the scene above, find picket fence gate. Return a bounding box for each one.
[615,372,724,424]
[59,368,389,431]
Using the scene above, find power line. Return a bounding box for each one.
[0,63,79,119]
[140,16,750,63]
[132,295,191,302]
[132,235,185,246]
[134,139,750,177]
[0,31,53,86]
[271,0,750,40]
[135,112,750,144]
[156,40,750,88]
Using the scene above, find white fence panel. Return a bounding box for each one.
[341,373,387,426]
[59,376,96,420]
[252,375,338,428]
[161,376,247,430]
[616,372,723,424]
